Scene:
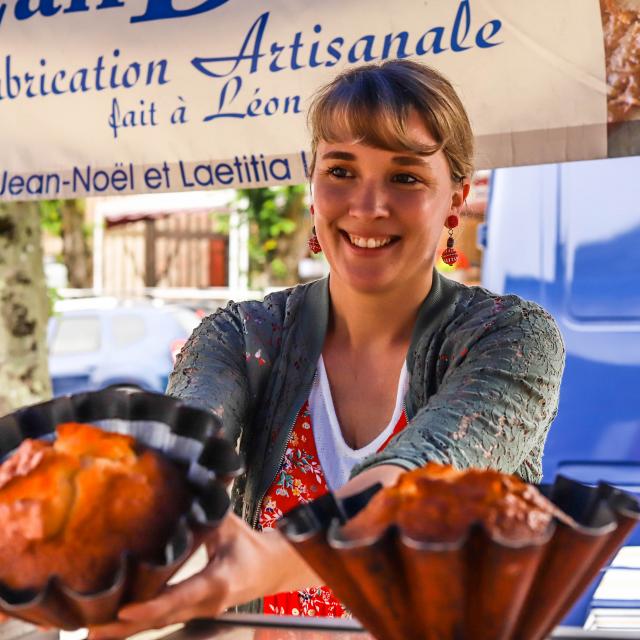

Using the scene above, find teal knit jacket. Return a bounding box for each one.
[167,270,566,529]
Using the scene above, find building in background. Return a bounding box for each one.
[86,191,250,298]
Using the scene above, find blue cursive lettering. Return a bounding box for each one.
[0,50,169,103]
[191,1,504,81]
[131,0,229,23]
[203,75,301,122]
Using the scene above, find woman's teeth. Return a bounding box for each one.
[348,234,392,249]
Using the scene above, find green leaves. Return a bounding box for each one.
[235,185,306,285]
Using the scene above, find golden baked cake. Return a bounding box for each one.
[341,463,564,543]
[0,422,190,593]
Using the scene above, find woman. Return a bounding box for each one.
[90,59,565,637]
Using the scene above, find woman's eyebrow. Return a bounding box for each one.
[321,151,356,161]
[320,151,433,168]
[391,155,432,167]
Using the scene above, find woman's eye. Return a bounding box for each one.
[327,166,351,178]
[392,173,420,185]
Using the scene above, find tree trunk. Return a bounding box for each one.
[60,199,92,288]
[0,202,52,417]
[272,189,309,286]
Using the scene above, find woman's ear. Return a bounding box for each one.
[451,178,471,214]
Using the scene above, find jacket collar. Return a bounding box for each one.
[299,276,330,365]
[407,268,455,370]
[301,269,453,372]
[253,269,454,515]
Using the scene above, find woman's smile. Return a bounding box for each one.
[341,230,400,251]
[311,110,465,294]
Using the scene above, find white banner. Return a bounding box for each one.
[0,0,615,200]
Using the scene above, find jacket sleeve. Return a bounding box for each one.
[166,302,252,448]
[350,297,566,484]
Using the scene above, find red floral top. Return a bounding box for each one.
[259,399,408,617]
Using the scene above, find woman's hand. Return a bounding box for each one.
[88,513,321,640]
[335,464,405,499]
[88,464,403,639]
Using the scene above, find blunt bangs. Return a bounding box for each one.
[310,72,442,158]
[308,60,474,181]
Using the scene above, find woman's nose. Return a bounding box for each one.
[348,181,390,218]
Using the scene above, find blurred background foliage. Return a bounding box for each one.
[233,185,310,287]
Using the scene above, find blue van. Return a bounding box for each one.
[481,157,640,628]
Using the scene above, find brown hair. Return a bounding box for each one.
[308,59,474,182]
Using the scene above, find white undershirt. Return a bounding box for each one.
[309,355,409,492]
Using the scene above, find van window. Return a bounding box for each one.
[111,314,147,349]
[51,315,101,355]
[562,158,640,321]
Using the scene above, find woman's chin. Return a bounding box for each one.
[332,268,399,295]
[329,259,432,296]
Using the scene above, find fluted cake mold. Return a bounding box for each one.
[0,386,243,630]
[279,477,640,640]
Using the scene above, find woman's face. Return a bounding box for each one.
[311,111,467,295]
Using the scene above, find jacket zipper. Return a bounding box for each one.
[251,371,319,530]
[251,415,295,530]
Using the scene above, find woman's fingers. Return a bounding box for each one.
[88,619,154,640]
[88,565,229,639]
[88,605,216,640]
[88,517,243,639]
[119,572,226,622]
[89,512,306,638]
[89,601,223,640]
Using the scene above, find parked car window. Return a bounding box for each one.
[111,314,147,349]
[51,315,101,355]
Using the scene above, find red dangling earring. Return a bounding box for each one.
[308,226,322,254]
[441,214,458,265]
[308,204,322,254]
